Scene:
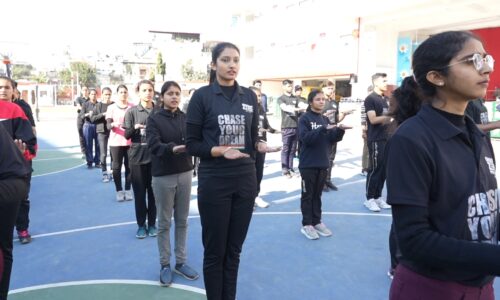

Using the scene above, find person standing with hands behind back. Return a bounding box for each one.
[124,80,157,239]
[186,42,278,300]
[386,31,500,299]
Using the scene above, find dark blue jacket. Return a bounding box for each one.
[298,109,345,169]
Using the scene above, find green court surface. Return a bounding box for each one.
[32,148,84,176]
[9,282,206,300]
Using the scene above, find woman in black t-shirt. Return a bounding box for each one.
[386,31,499,299]
[186,42,277,300]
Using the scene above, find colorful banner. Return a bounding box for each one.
[396,36,412,86]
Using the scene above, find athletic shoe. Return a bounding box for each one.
[87,164,93,169]
[160,265,173,287]
[289,169,300,177]
[300,225,319,240]
[360,171,367,177]
[136,226,147,239]
[325,181,338,191]
[314,223,333,237]
[323,185,330,192]
[375,197,391,209]
[102,173,110,183]
[364,199,381,212]
[174,263,199,280]
[108,171,114,182]
[148,225,157,237]
[255,196,270,208]
[17,230,32,244]
[387,268,395,280]
[124,190,134,201]
[282,171,292,179]
[116,191,125,202]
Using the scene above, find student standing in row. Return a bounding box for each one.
[386,30,500,299]
[249,86,280,209]
[90,87,114,182]
[298,89,349,240]
[0,124,30,300]
[124,80,157,239]
[11,80,36,244]
[363,73,391,212]
[80,89,100,168]
[147,81,199,287]
[186,42,274,300]
[75,86,89,158]
[106,85,133,201]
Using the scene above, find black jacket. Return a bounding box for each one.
[147,109,193,176]
[89,101,114,134]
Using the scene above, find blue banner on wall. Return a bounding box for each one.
[396,37,412,86]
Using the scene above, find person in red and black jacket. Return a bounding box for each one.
[8,80,37,244]
[0,123,30,300]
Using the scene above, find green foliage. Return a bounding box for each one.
[181,59,208,81]
[70,61,98,87]
[30,72,48,83]
[12,64,34,80]
[156,52,166,81]
[58,69,72,84]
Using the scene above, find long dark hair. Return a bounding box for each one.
[209,42,240,84]
[389,31,480,125]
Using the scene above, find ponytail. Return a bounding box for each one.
[387,76,424,134]
[209,69,216,85]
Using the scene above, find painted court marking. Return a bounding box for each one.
[9,279,206,295]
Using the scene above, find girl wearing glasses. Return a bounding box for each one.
[386,31,498,299]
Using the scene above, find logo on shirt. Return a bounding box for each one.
[467,189,499,242]
[485,157,496,175]
[218,114,246,148]
[310,122,323,130]
[242,103,253,113]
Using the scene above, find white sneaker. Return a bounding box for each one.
[314,223,332,237]
[254,196,270,208]
[300,225,319,240]
[364,199,381,212]
[375,197,391,209]
[124,190,134,201]
[116,191,125,202]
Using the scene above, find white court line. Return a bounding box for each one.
[9,280,206,295]
[20,211,390,242]
[32,163,86,178]
[272,179,366,204]
[34,155,81,161]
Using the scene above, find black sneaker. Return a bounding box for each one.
[325,181,338,191]
[174,263,199,280]
[18,230,32,244]
[160,265,172,287]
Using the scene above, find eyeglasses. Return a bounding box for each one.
[447,53,494,72]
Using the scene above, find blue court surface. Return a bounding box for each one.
[8,113,500,300]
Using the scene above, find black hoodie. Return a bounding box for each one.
[146,108,193,177]
[298,109,345,169]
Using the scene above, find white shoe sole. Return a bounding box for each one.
[300,228,319,240]
[315,230,332,237]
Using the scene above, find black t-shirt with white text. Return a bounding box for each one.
[364,92,389,142]
[185,81,259,177]
[386,104,499,286]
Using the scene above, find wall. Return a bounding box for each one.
[471,27,500,100]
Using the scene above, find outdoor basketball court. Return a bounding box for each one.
[8,111,500,300]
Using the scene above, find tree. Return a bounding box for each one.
[58,69,72,85]
[30,72,48,83]
[181,59,208,81]
[70,61,98,87]
[156,52,166,81]
[12,64,34,80]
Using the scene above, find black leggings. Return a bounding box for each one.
[109,146,131,191]
[97,133,110,172]
[0,178,28,300]
[197,171,256,300]
[130,163,156,227]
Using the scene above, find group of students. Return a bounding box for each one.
[4,29,500,300]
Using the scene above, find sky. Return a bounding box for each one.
[2,0,248,66]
